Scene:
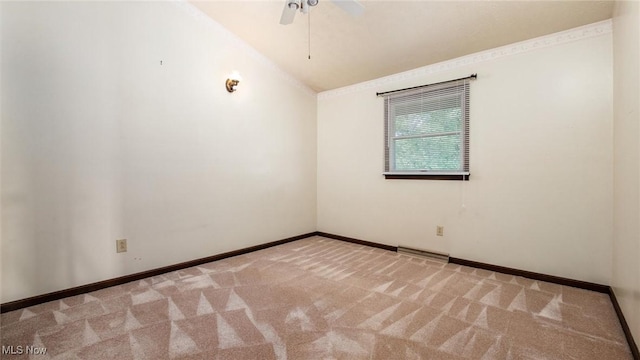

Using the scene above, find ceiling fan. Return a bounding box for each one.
[279,0,364,25]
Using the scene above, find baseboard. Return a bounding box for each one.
[609,287,640,360]
[448,257,610,294]
[314,231,397,252]
[0,232,316,313]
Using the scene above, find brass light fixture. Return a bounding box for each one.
[225,71,242,93]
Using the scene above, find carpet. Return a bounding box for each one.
[0,236,633,359]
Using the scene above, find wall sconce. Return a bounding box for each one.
[225,71,242,93]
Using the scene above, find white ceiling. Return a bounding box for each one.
[190,0,614,92]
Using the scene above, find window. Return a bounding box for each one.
[383,78,471,180]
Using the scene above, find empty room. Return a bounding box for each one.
[1,0,639,359]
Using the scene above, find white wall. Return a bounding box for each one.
[613,0,640,345]
[0,0,624,310]
[318,24,613,284]
[0,1,317,303]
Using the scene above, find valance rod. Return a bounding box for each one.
[376,73,477,97]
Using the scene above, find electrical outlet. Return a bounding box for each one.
[116,239,127,253]
[436,226,444,236]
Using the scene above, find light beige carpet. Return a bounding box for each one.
[0,236,633,359]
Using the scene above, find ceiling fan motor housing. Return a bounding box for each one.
[288,0,301,10]
[280,0,361,25]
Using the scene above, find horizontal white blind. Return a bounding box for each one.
[384,78,470,174]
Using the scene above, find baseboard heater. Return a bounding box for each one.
[397,246,450,262]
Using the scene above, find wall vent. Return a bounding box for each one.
[397,246,449,263]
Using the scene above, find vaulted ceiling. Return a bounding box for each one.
[191,0,614,92]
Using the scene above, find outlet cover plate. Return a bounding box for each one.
[116,239,127,253]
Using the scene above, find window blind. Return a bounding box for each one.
[383,77,471,175]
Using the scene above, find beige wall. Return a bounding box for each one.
[318,25,614,284]
[0,2,317,303]
[613,0,640,345]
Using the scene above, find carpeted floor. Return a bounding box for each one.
[0,236,633,359]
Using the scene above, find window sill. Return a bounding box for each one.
[383,173,470,181]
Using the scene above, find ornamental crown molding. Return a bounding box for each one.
[318,19,612,101]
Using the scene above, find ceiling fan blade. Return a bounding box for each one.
[280,1,297,25]
[331,0,364,17]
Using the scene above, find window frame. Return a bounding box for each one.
[383,80,470,181]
